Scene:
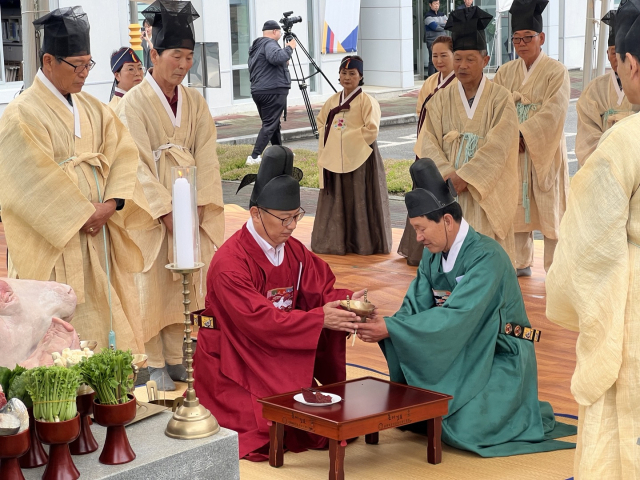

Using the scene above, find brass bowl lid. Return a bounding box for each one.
[339,300,375,317]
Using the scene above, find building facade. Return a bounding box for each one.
[0,0,608,117]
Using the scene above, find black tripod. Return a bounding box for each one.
[282,31,337,138]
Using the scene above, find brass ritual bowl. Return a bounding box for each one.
[339,300,375,320]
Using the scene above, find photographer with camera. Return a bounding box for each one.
[246,20,297,166]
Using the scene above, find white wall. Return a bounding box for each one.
[561,0,588,69]
[358,0,413,88]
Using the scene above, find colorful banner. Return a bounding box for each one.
[322,0,361,54]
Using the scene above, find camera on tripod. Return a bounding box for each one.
[280,11,303,35]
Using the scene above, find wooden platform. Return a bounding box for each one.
[0,205,578,417]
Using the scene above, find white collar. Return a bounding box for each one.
[442,218,469,273]
[438,70,455,88]
[37,69,81,138]
[340,86,361,105]
[611,70,625,106]
[246,219,285,267]
[146,69,182,127]
[521,50,545,85]
[114,86,128,96]
[458,75,486,120]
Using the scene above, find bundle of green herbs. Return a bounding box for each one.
[25,366,82,422]
[77,349,133,405]
[0,365,32,408]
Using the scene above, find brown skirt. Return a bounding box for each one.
[311,142,392,256]
[397,216,425,266]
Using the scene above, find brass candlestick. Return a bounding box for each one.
[164,262,220,439]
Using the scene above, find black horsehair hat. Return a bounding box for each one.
[33,6,90,58]
[237,146,304,211]
[444,6,493,52]
[509,0,548,34]
[615,0,640,59]
[602,10,617,48]
[405,158,458,219]
[142,0,199,52]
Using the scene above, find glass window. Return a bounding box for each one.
[232,68,251,100]
[230,0,250,66]
[1,4,24,83]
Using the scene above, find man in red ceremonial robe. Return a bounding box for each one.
[193,145,365,460]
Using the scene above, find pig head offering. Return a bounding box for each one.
[0,278,78,368]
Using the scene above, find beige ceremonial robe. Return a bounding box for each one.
[416,73,440,116]
[116,72,224,344]
[546,113,640,479]
[493,52,570,243]
[414,71,454,158]
[316,89,380,188]
[108,95,121,111]
[576,71,640,167]
[418,76,520,261]
[0,73,153,353]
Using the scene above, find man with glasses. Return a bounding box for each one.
[108,47,144,110]
[0,7,154,354]
[116,0,224,391]
[493,0,570,277]
[193,145,367,460]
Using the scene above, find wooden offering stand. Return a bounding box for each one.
[258,377,453,480]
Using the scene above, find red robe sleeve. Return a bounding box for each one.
[202,231,352,399]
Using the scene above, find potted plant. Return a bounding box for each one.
[0,366,47,469]
[52,348,99,456]
[25,366,82,480]
[78,348,137,465]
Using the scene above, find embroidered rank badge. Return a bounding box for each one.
[432,289,451,307]
[267,286,294,312]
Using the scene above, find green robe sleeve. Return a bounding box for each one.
[381,248,503,386]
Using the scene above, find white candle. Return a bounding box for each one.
[173,177,195,268]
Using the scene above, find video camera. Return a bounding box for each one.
[280,11,302,35]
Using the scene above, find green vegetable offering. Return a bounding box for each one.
[25,366,82,422]
[78,349,134,405]
[7,372,33,408]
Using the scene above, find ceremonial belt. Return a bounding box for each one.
[190,309,219,330]
[503,323,541,343]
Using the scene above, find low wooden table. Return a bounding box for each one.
[258,376,453,480]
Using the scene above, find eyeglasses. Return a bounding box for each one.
[58,57,96,73]
[259,207,305,227]
[512,33,540,45]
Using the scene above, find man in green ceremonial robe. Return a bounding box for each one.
[357,158,576,457]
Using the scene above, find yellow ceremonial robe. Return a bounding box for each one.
[418,77,519,261]
[576,71,640,166]
[316,89,381,188]
[493,52,570,241]
[415,72,440,116]
[116,74,224,343]
[0,76,153,353]
[108,95,122,111]
[546,113,640,479]
[414,71,454,158]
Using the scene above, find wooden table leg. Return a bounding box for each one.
[426,417,442,464]
[328,439,345,480]
[365,432,379,445]
[269,422,284,468]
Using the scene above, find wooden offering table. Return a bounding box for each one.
[258,377,453,480]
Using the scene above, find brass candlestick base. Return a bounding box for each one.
[164,262,220,440]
